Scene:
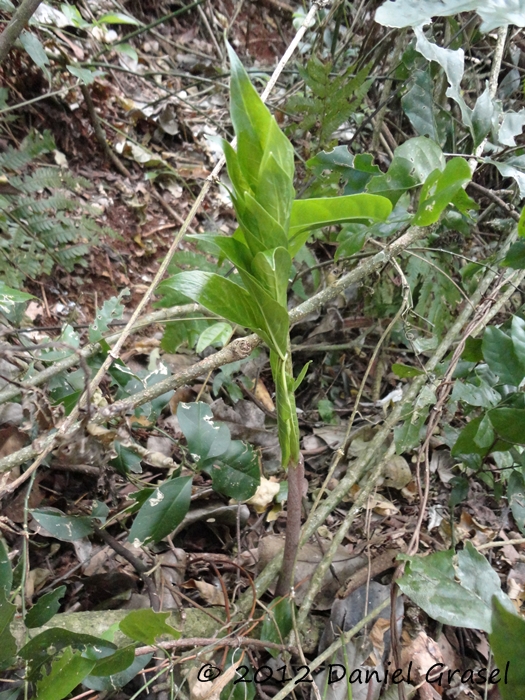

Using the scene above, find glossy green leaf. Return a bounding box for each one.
[35,647,95,700]
[89,644,136,677]
[84,652,152,692]
[472,87,494,148]
[502,240,525,269]
[0,540,11,595]
[482,326,525,386]
[293,360,312,391]
[226,43,294,190]
[397,541,513,631]
[67,66,106,84]
[414,26,471,127]
[97,11,140,24]
[196,322,232,353]
[31,508,93,542]
[489,408,525,445]
[0,589,16,670]
[288,194,392,256]
[307,147,380,195]
[401,69,439,142]
[367,137,445,205]
[207,440,260,501]
[452,415,492,458]
[158,271,274,347]
[251,248,291,308]
[128,475,192,546]
[260,597,294,657]
[177,401,231,466]
[335,225,368,261]
[485,156,525,199]
[110,442,143,475]
[450,379,500,408]
[461,337,483,363]
[239,190,289,254]
[519,207,525,238]
[490,597,525,700]
[19,628,116,680]
[120,609,180,645]
[413,158,471,226]
[25,586,66,628]
[473,413,495,449]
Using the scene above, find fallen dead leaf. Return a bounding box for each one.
[245,477,280,512]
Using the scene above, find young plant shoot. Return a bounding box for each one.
[158,44,392,596]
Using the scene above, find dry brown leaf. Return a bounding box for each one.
[253,378,275,411]
[245,477,280,512]
[189,659,241,700]
[194,580,226,606]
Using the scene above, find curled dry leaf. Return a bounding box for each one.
[382,454,412,489]
[245,476,280,512]
[194,580,226,606]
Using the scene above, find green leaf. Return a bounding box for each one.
[461,337,483,362]
[490,597,525,700]
[196,322,232,353]
[288,193,392,256]
[119,609,179,645]
[0,281,35,314]
[482,326,525,386]
[109,442,143,475]
[0,540,12,595]
[177,402,231,466]
[19,628,116,680]
[450,379,500,408]
[452,415,492,458]
[128,476,192,546]
[90,645,136,677]
[335,226,368,261]
[31,508,93,542]
[511,315,525,366]
[89,290,129,342]
[0,589,16,670]
[508,470,525,535]
[25,586,66,628]
[250,247,291,308]
[489,408,525,445]
[472,87,494,148]
[19,31,49,69]
[392,363,424,378]
[97,12,140,24]
[35,646,95,700]
[207,440,260,501]
[260,597,294,657]
[67,66,106,84]
[84,652,152,692]
[413,26,471,127]
[293,360,312,391]
[485,156,525,199]
[401,69,439,142]
[397,541,513,632]
[519,206,525,238]
[226,43,294,190]
[367,136,445,204]
[157,272,270,346]
[413,158,472,226]
[502,240,525,269]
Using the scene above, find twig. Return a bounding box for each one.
[92,523,160,612]
[135,635,298,657]
[80,84,131,178]
[0,0,44,65]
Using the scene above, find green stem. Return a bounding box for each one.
[271,345,303,597]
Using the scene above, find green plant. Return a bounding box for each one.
[0,131,115,288]
[286,55,373,150]
[157,44,393,595]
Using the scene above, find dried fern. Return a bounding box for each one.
[0,130,115,288]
